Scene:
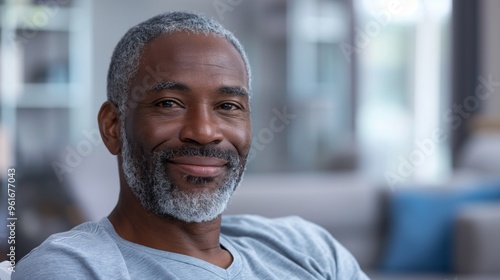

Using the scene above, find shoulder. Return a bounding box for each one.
[222,214,332,245]
[12,219,127,280]
[221,215,370,280]
[221,215,338,259]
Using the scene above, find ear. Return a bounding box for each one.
[98,101,122,155]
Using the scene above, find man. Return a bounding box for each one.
[13,12,369,279]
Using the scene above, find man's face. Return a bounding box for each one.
[120,32,251,223]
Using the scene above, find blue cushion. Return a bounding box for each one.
[379,181,500,273]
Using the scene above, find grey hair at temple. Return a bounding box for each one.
[106,11,252,116]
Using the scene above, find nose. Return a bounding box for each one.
[179,106,223,145]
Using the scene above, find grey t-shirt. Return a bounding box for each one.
[13,215,369,279]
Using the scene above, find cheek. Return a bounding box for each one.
[147,125,180,146]
[127,113,182,152]
[225,122,252,157]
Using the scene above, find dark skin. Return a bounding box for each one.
[97,31,251,269]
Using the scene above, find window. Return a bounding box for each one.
[246,0,452,184]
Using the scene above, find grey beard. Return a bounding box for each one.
[120,131,245,223]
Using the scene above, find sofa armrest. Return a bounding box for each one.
[454,203,500,274]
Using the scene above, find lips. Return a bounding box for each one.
[167,156,228,177]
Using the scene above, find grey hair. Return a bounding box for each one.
[107,11,251,115]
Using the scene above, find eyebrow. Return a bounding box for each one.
[148,81,189,92]
[218,86,248,97]
[148,81,248,97]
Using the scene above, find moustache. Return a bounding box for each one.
[154,145,241,168]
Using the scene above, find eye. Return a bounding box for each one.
[217,103,240,111]
[156,99,180,108]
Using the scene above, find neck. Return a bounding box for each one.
[108,184,232,268]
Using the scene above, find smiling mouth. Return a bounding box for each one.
[167,156,228,177]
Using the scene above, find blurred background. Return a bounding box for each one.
[1,0,500,279]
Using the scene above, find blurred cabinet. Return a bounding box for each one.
[0,0,91,258]
[0,0,91,169]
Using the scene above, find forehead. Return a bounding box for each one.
[135,31,248,90]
